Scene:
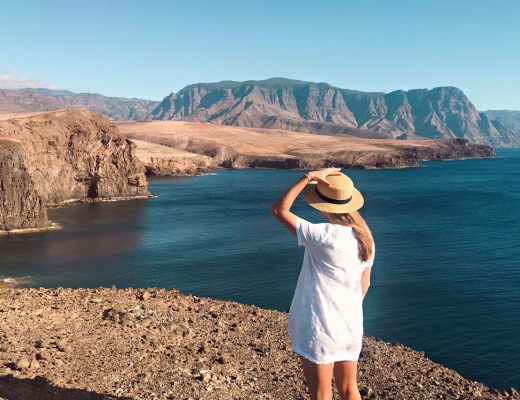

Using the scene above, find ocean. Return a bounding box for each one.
[1,149,519,390]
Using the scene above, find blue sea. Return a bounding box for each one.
[1,149,519,390]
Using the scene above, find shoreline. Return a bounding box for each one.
[0,224,62,236]
[1,195,156,236]
[143,152,497,178]
[0,287,517,400]
[46,194,156,208]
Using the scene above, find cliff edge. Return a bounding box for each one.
[0,288,517,400]
[0,110,150,232]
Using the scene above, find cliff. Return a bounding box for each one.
[0,288,517,400]
[118,120,495,176]
[0,142,49,231]
[150,78,519,147]
[0,110,150,232]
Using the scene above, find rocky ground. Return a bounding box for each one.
[0,288,518,400]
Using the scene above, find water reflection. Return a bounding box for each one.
[0,199,148,286]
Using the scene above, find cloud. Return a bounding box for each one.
[0,68,63,90]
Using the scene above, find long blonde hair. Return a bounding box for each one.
[327,210,374,261]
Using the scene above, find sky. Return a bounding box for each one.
[1,0,519,110]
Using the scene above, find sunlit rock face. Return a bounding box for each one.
[0,109,149,231]
[151,78,520,147]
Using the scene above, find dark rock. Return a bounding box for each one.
[0,142,48,231]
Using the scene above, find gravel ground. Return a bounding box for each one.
[0,288,518,400]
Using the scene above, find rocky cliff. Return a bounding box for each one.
[3,82,518,147]
[0,89,160,121]
[0,142,49,231]
[0,110,150,232]
[0,288,517,400]
[119,120,495,175]
[151,78,519,147]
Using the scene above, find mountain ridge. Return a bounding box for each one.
[151,78,520,148]
[1,79,520,147]
[0,88,160,121]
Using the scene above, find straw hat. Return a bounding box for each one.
[303,173,364,214]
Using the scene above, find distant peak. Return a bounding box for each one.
[181,77,316,92]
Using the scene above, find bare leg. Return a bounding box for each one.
[299,355,335,400]
[333,360,361,400]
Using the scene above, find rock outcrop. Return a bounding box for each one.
[131,138,215,176]
[0,287,517,400]
[150,78,519,147]
[0,110,150,231]
[119,120,495,176]
[0,89,160,121]
[0,142,49,231]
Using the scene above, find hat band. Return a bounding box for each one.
[315,186,352,204]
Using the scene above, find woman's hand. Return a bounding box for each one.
[270,167,342,236]
[306,167,342,185]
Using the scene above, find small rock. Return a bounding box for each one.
[15,356,30,370]
[29,358,40,370]
[36,350,51,360]
[56,340,71,353]
[360,387,375,399]
[141,291,151,301]
[215,356,226,364]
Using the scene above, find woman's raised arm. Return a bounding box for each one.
[269,168,342,235]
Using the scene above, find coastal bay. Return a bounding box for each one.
[1,151,519,392]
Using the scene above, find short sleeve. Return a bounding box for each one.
[295,217,332,248]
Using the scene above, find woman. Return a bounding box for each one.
[269,167,375,400]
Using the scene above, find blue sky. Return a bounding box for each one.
[1,0,519,109]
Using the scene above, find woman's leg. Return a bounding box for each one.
[333,360,361,400]
[299,355,335,400]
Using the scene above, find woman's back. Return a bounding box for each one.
[288,217,375,364]
[295,217,373,285]
[269,168,374,399]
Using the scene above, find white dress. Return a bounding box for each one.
[288,217,375,364]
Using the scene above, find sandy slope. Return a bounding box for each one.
[118,120,495,174]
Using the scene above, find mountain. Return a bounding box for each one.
[151,78,520,147]
[0,88,160,121]
[2,80,518,147]
[483,110,520,146]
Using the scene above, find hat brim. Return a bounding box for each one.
[303,182,364,214]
